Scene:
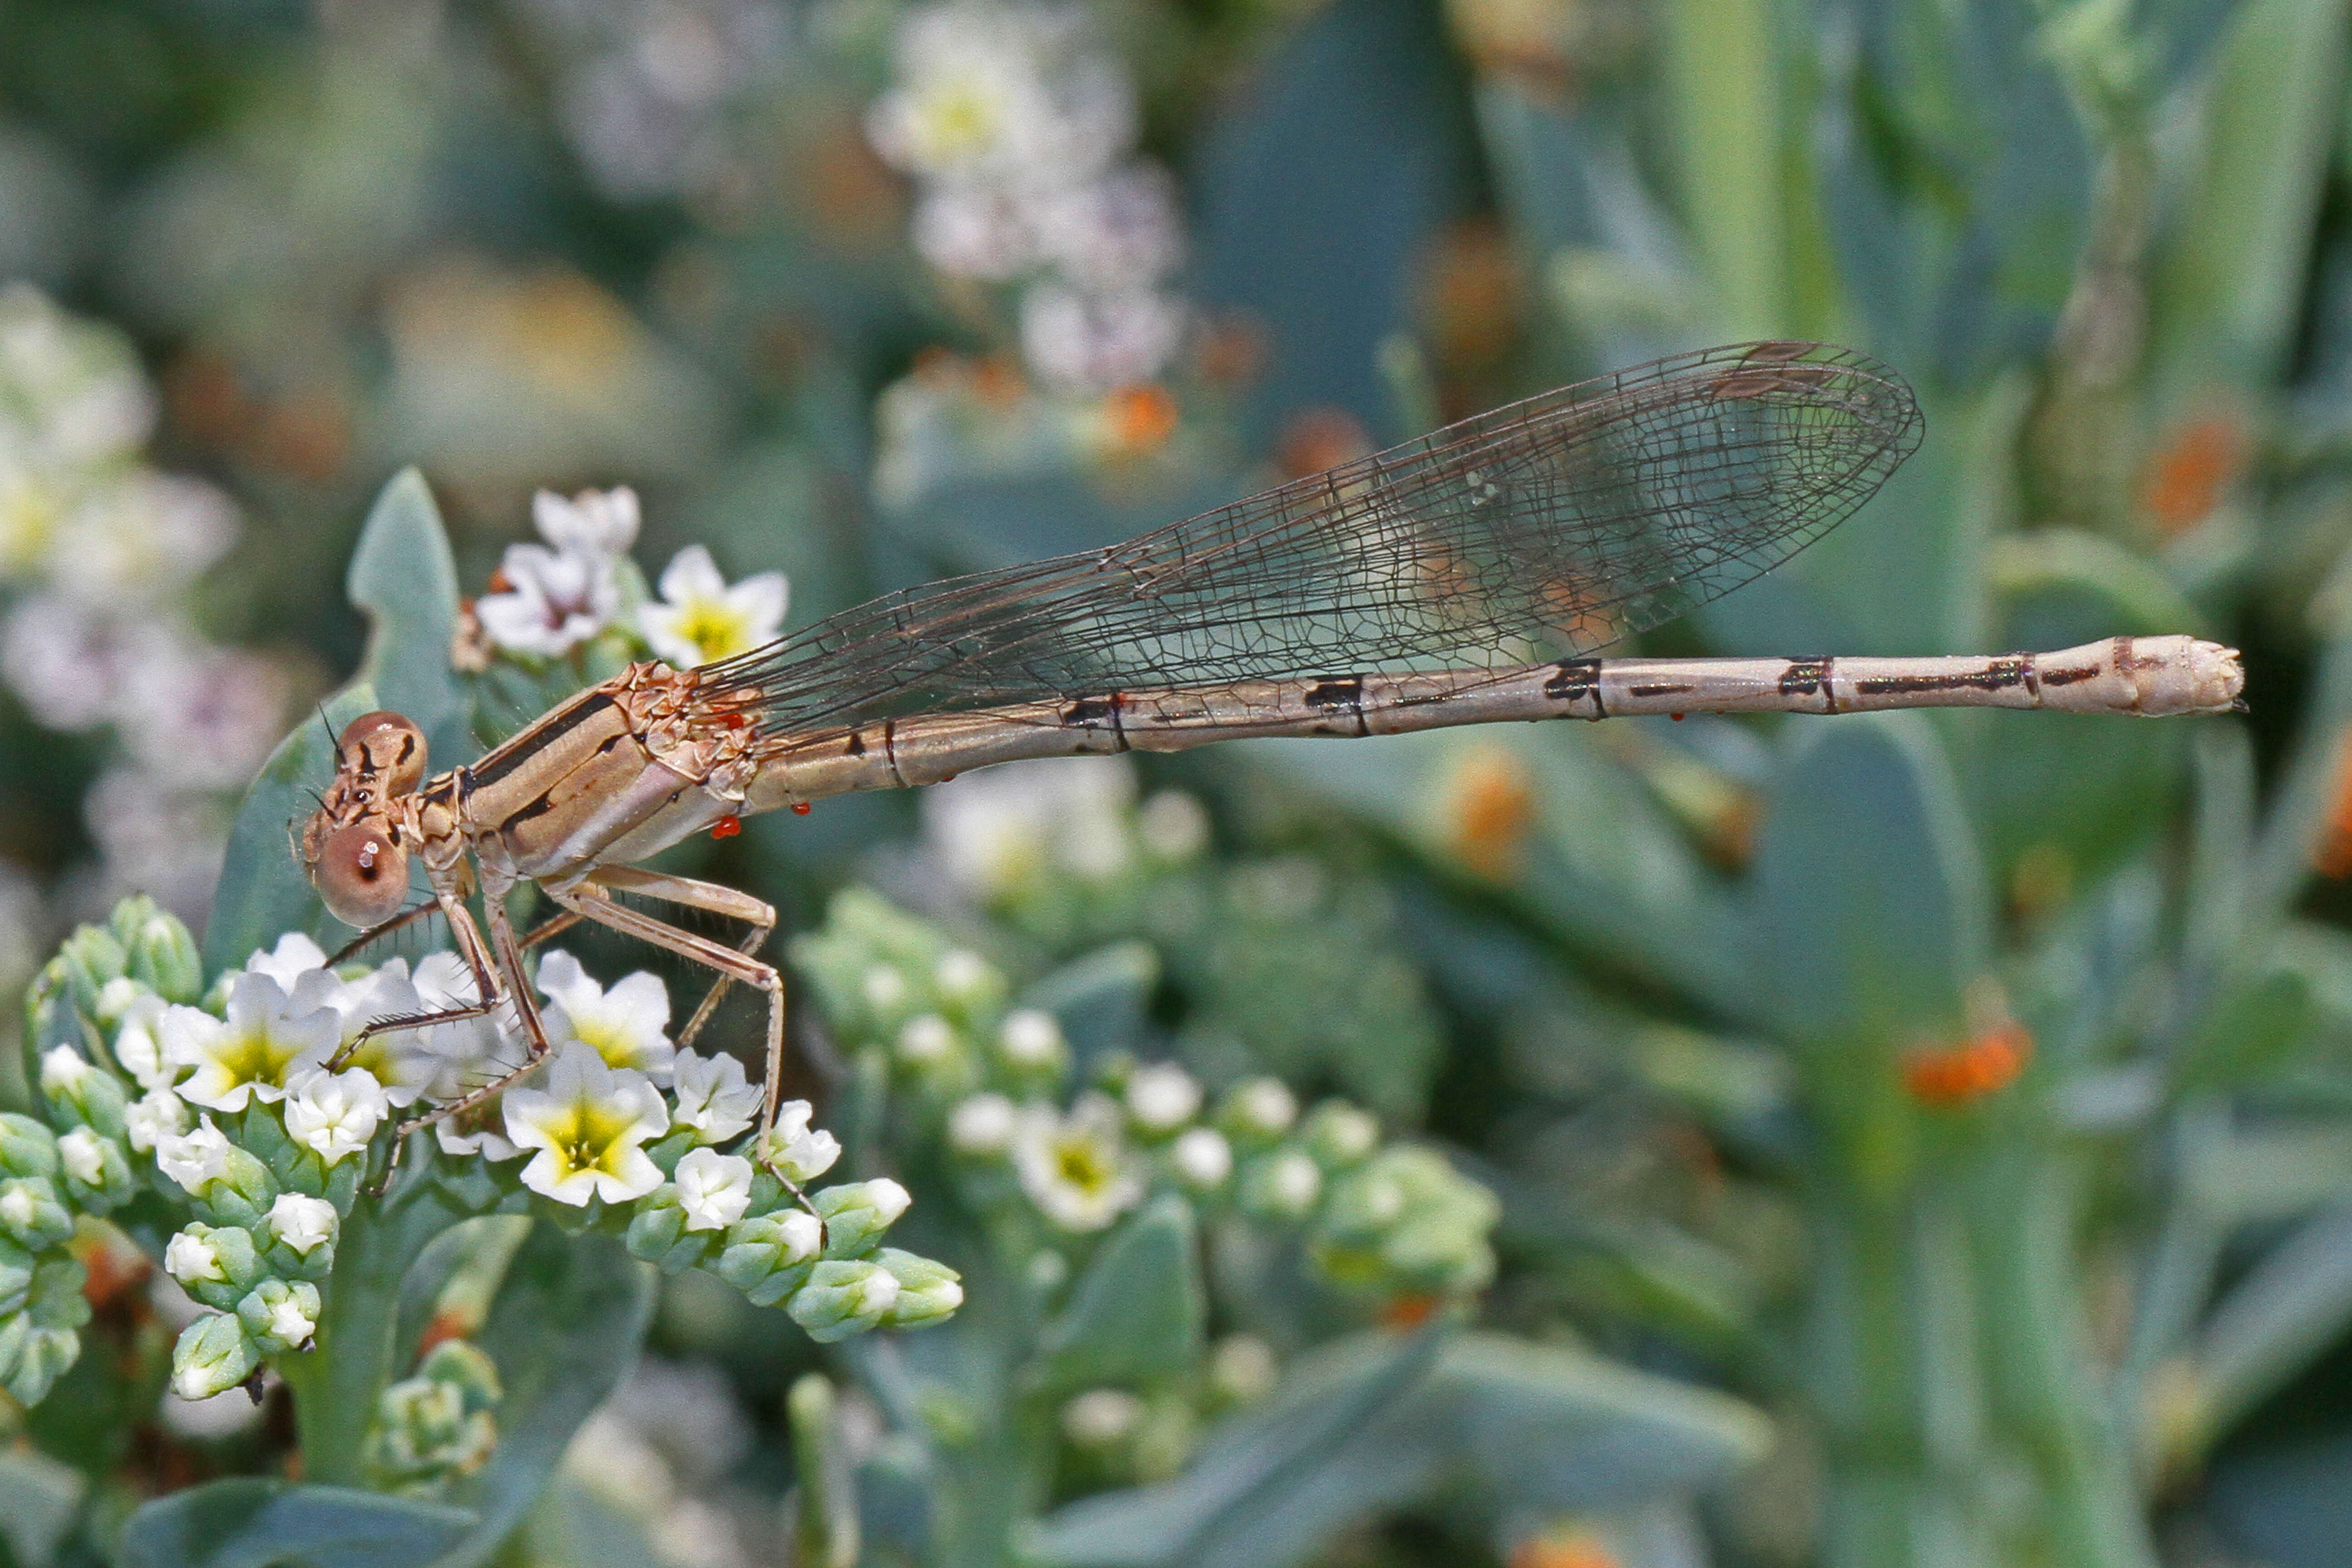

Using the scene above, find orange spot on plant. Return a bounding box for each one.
[1903,1022,2033,1107]
[1102,384,1180,455]
[2314,728,2352,878]
[710,814,742,840]
[1381,1294,1439,1329]
[1438,745,1538,881]
[2143,415,2245,538]
[1509,1529,1622,1568]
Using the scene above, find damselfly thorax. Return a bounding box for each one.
[297,341,2247,1180]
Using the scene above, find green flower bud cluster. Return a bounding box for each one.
[0,1116,93,1406]
[1219,1083,1499,1302]
[367,1340,503,1493]
[791,889,1068,1104]
[623,1150,961,1342]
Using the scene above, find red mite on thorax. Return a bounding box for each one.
[791,802,812,815]
[710,814,742,839]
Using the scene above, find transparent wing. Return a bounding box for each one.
[702,341,1922,737]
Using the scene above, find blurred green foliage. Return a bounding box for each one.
[10,0,2352,1564]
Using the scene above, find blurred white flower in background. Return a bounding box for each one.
[637,544,787,667]
[0,285,292,928]
[867,0,1193,416]
[516,0,789,203]
[1013,1091,1143,1231]
[922,754,1139,898]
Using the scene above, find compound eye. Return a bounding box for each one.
[337,710,427,796]
[312,820,411,929]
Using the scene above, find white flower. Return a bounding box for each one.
[264,1290,317,1348]
[922,756,1136,895]
[948,1092,1018,1156]
[112,994,181,1090]
[669,1048,761,1144]
[935,950,994,1004]
[1170,1126,1231,1189]
[637,545,787,668]
[1251,1150,1322,1218]
[911,185,1039,279]
[164,1230,225,1287]
[538,951,675,1082]
[1014,1093,1142,1232]
[673,1147,755,1232]
[476,540,621,659]
[865,2,1134,188]
[266,1193,338,1256]
[860,964,910,1014]
[502,1043,670,1206]
[1137,791,1210,861]
[405,952,525,1102]
[153,1117,232,1194]
[997,1009,1067,1072]
[1060,1387,1144,1447]
[56,1127,107,1186]
[532,485,640,559]
[474,490,638,661]
[896,1014,957,1067]
[125,1087,189,1152]
[38,1044,94,1100]
[240,932,330,990]
[1030,163,1184,291]
[757,1100,841,1183]
[161,972,338,1112]
[310,961,439,1109]
[281,1068,391,1166]
[1019,281,1186,393]
[1125,1062,1200,1134]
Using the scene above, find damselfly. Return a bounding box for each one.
[299,341,2244,1172]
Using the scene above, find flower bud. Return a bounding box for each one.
[947,1093,1018,1158]
[0,1316,82,1407]
[813,1179,911,1258]
[125,906,204,1004]
[194,1146,282,1231]
[758,1102,842,1185]
[26,1255,89,1331]
[1238,1150,1322,1221]
[933,949,1006,1020]
[57,924,127,1015]
[0,1177,72,1251]
[1219,1078,1298,1144]
[716,1208,824,1306]
[0,1114,59,1181]
[39,1046,128,1137]
[1300,1101,1380,1168]
[264,1193,339,1259]
[237,1278,322,1354]
[995,1009,1068,1078]
[170,1312,260,1401]
[1169,1127,1233,1191]
[786,1259,901,1343]
[875,1248,962,1328]
[1125,1063,1202,1137]
[624,1198,708,1274]
[54,1126,136,1210]
[166,1223,266,1311]
[0,1239,34,1318]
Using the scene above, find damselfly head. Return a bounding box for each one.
[298,710,426,929]
[335,711,428,796]
[307,819,411,929]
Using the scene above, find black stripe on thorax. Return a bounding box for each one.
[467,691,617,791]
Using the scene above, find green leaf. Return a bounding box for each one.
[1027,1330,1766,1568]
[0,1448,83,1566]
[201,684,381,973]
[346,468,465,771]
[1034,1195,1204,1390]
[1749,715,1986,1050]
[203,469,466,970]
[433,1224,656,1568]
[2151,0,2352,385]
[116,1480,475,1568]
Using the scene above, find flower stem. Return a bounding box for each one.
[278,1147,470,1486]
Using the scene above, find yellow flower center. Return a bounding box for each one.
[674,600,756,664]
[545,1097,642,1177]
[1052,1135,1118,1196]
[219,1027,305,1091]
[571,1017,645,1070]
[919,85,1001,161]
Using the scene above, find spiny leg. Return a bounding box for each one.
[377,885,557,1191]
[327,899,442,967]
[582,865,777,1051]
[543,877,801,1201]
[329,890,508,1073]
